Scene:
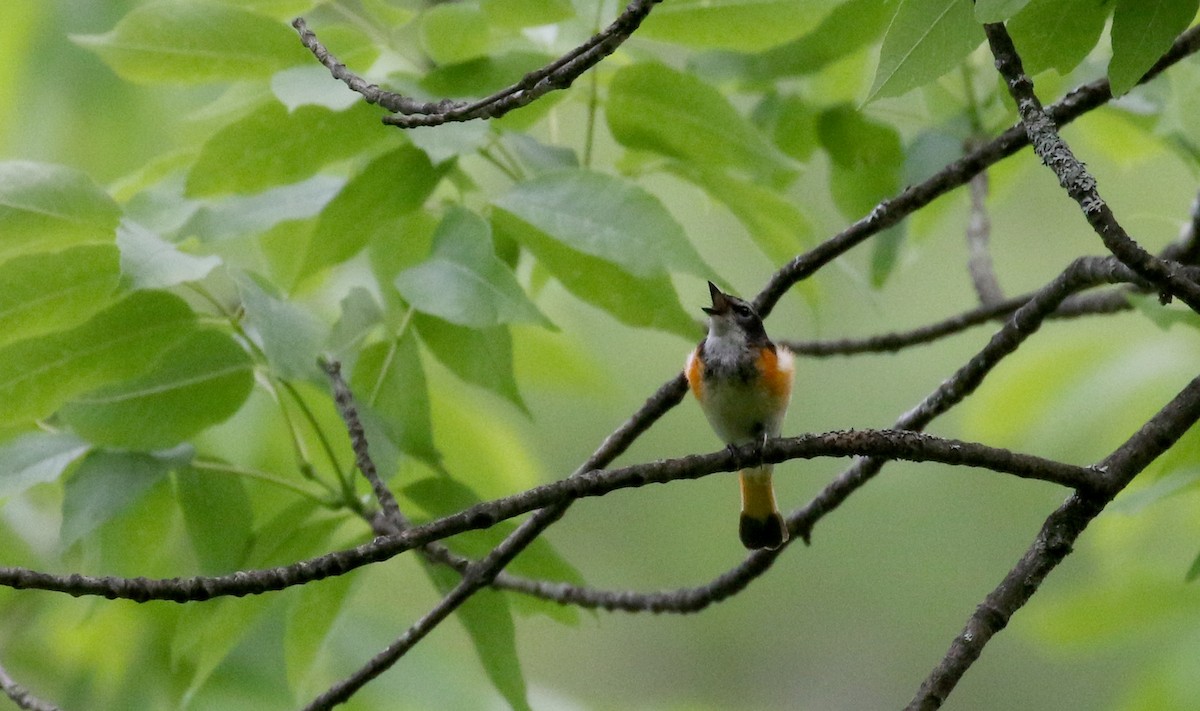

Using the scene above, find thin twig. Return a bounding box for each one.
[0,661,61,711]
[965,155,1004,305]
[292,0,663,129]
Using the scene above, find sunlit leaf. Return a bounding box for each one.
[395,208,551,329]
[0,160,120,260]
[975,0,1034,21]
[1007,0,1112,76]
[483,0,572,26]
[867,0,984,101]
[60,329,254,450]
[0,291,196,427]
[639,0,832,52]
[419,2,491,65]
[0,244,120,349]
[186,101,383,197]
[71,1,306,84]
[607,63,796,186]
[1110,0,1200,96]
[720,0,894,83]
[493,168,713,279]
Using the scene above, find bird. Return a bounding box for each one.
[685,281,794,550]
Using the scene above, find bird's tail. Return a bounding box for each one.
[738,465,788,550]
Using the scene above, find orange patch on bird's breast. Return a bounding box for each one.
[685,347,705,400]
[756,346,794,402]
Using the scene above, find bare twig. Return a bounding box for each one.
[292,0,663,128]
[966,162,1004,305]
[0,661,61,711]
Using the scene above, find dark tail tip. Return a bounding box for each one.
[739,512,789,550]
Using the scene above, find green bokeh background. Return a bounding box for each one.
[4,1,1200,710]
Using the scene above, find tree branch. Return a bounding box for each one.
[753,22,1200,319]
[0,430,1087,604]
[0,661,61,711]
[981,22,1200,312]
[906,373,1200,710]
[292,0,663,128]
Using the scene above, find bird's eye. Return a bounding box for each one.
[732,303,753,317]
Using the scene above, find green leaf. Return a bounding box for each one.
[638,0,832,52]
[725,0,895,83]
[0,244,120,349]
[817,105,905,219]
[423,563,531,711]
[60,329,254,450]
[394,208,552,329]
[0,431,89,499]
[0,290,197,427]
[481,0,573,27]
[493,168,713,279]
[350,335,440,467]
[975,0,1034,21]
[607,63,796,186]
[175,465,253,573]
[183,174,343,242]
[404,477,583,623]
[1187,548,1200,583]
[296,145,444,288]
[668,163,812,264]
[71,1,306,84]
[327,287,384,365]
[419,2,491,65]
[414,314,527,412]
[492,210,698,339]
[870,225,907,288]
[185,101,383,197]
[61,448,181,548]
[0,160,120,261]
[284,572,358,700]
[234,271,328,381]
[867,0,984,101]
[117,220,220,289]
[1007,0,1112,76]
[1110,0,1199,96]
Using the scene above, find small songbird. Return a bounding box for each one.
[685,281,794,550]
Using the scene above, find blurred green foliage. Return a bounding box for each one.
[1,0,1200,709]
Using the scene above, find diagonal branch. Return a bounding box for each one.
[0,661,61,711]
[906,373,1200,710]
[753,22,1200,319]
[292,0,662,128]
[981,22,1200,312]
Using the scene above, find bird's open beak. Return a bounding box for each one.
[702,281,729,316]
